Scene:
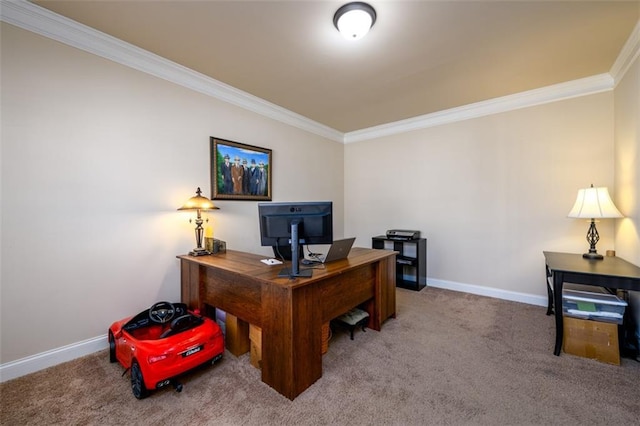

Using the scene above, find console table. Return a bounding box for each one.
[543,251,640,356]
[178,247,396,399]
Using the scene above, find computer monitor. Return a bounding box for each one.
[258,201,333,278]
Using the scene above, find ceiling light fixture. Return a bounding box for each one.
[333,2,377,40]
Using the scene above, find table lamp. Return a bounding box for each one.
[567,184,623,259]
[178,187,219,256]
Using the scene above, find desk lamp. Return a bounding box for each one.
[178,187,219,256]
[567,184,623,259]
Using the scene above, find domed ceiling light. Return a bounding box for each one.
[333,2,377,40]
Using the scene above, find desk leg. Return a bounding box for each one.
[545,265,554,316]
[180,260,202,311]
[553,272,564,356]
[261,282,322,400]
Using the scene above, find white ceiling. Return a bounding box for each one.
[30,1,640,133]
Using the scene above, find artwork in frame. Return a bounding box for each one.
[210,137,272,201]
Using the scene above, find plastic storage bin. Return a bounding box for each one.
[562,288,627,324]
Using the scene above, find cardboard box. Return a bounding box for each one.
[563,316,620,365]
[249,324,262,369]
[321,322,330,354]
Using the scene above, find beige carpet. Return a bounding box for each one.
[2,287,639,425]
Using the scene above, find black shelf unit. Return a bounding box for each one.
[372,236,427,291]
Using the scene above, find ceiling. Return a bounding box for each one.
[31,1,639,133]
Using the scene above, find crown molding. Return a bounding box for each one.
[1,2,634,145]
[343,74,614,143]
[610,20,640,86]
[0,1,344,143]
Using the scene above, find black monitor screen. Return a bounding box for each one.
[258,201,333,278]
[258,201,333,247]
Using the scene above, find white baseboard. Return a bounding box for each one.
[0,335,108,383]
[0,280,547,383]
[427,278,548,307]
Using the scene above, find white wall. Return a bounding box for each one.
[0,23,344,365]
[613,54,640,338]
[344,93,615,299]
[2,16,638,379]
[614,56,640,265]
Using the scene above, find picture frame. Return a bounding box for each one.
[210,137,272,201]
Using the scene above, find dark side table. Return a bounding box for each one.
[544,251,640,356]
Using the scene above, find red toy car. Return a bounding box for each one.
[108,301,224,399]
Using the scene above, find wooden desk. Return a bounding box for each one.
[178,247,396,399]
[543,251,640,356]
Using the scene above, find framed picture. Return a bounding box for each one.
[210,137,272,201]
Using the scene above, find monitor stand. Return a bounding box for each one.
[278,220,312,278]
[278,268,312,278]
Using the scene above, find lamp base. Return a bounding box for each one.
[189,248,211,257]
[582,252,604,260]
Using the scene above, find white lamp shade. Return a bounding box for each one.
[567,186,623,219]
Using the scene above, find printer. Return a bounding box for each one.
[386,229,420,240]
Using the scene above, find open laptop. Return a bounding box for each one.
[306,237,356,264]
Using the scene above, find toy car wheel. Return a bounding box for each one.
[108,331,116,363]
[130,360,149,399]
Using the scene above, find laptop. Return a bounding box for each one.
[307,237,356,264]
